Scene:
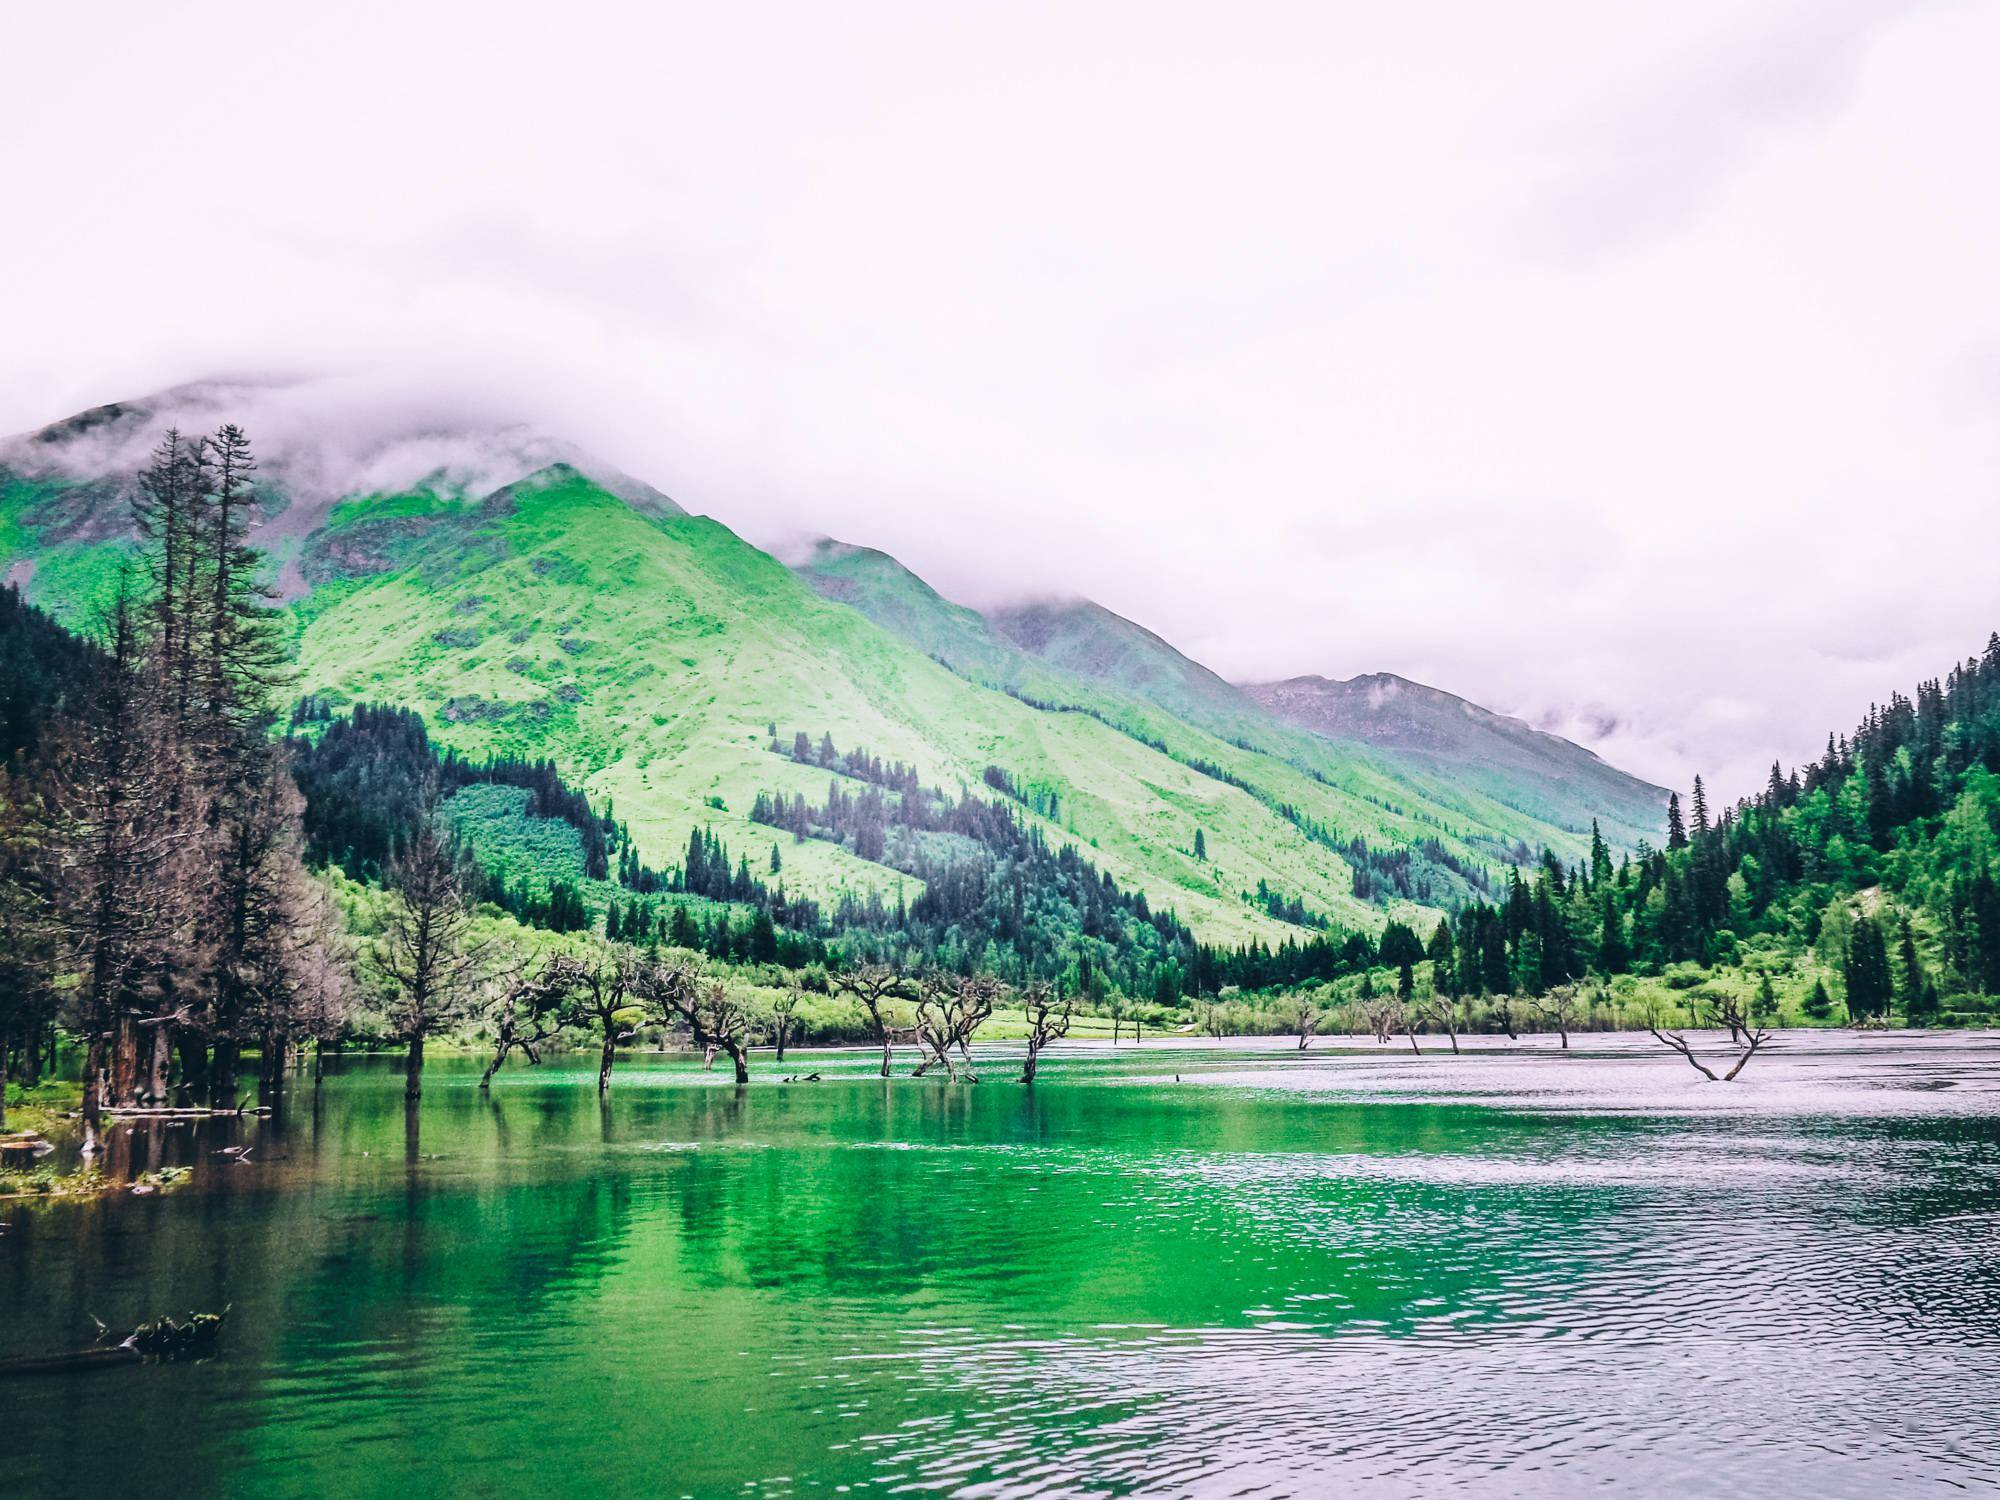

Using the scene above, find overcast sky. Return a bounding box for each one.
[4,1,1996,800]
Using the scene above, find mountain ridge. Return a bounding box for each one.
[2,381,1667,944]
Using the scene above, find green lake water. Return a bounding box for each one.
[5,1032,1999,1497]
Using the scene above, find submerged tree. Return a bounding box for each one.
[370,807,491,1100]
[1647,997,1774,1082]
[769,984,802,1061]
[1019,980,1073,1083]
[1289,989,1321,1050]
[911,971,997,1081]
[480,953,584,1088]
[567,947,640,1094]
[1531,984,1584,1050]
[1414,991,1461,1054]
[639,954,751,1083]
[834,963,917,1077]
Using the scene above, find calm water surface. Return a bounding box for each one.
[6,1032,2000,1497]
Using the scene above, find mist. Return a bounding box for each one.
[4,1,1996,800]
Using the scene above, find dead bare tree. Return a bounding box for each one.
[1648,997,1775,1083]
[1358,993,1402,1046]
[566,947,641,1094]
[639,956,751,1083]
[1290,990,1322,1050]
[369,808,493,1101]
[1415,993,1461,1054]
[1491,994,1519,1041]
[912,972,997,1081]
[1019,981,1073,1083]
[480,953,584,1089]
[833,963,918,1077]
[1531,985,1583,1050]
[769,985,802,1062]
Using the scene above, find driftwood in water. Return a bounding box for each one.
[105,1106,269,1120]
[0,1309,228,1379]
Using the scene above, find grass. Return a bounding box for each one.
[289,469,1624,945]
[4,1079,81,1139]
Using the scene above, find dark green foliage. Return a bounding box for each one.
[1441,632,2000,1017]
[1844,916,1893,1020]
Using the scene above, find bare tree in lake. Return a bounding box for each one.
[640,955,752,1083]
[769,984,802,1062]
[1414,992,1461,1054]
[1648,996,1774,1082]
[834,963,917,1077]
[480,953,584,1089]
[1356,993,1402,1046]
[1531,984,1584,1050]
[567,947,641,1094]
[1019,980,1073,1083]
[911,972,996,1081]
[1289,989,1322,1050]
[370,807,492,1101]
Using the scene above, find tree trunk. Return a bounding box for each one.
[879,1038,893,1078]
[1021,1044,1040,1084]
[405,1033,425,1101]
[0,1037,9,1132]
[81,1032,106,1155]
[210,1038,241,1109]
[177,1033,207,1107]
[725,1042,748,1085]
[598,1032,616,1094]
[146,1023,173,1106]
[111,1015,141,1107]
[1559,1026,1569,1050]
[1407,1028,1421,1055]
[774,1022,788,1063]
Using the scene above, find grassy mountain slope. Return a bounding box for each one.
[1245,673,1667,845]
[794,538,1664,860]
[3,385,1663,944]
[288,468,1435,942]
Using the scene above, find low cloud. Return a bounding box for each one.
[3,2,1996,803]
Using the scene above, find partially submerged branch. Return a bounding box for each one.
[1648,997,1774,1082]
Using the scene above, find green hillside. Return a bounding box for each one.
[1246,673,1668,845]
[793,536,1666,861]
[1,389,1665,946]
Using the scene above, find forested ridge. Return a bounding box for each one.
[1417,640,2000,1024]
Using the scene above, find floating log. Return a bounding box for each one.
[0,1309,228,1379]
[104,1107,270,1119]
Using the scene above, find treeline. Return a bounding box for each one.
[289,700,626,881]
[1420,637,2000,1019]
[0,427,342,1136]
[748,727,1448,999]
[289,700,831,953]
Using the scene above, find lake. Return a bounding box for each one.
[6,1031,2000,1497]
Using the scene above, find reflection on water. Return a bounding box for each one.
[5,1033,1999,1497]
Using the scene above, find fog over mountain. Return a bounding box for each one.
[6,2,1997,800]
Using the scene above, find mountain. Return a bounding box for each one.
[794,539,1666,851]
[1,379,1665,943]
[1244,673,1668,848]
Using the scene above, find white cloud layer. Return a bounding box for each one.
[3,0,1995,800]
